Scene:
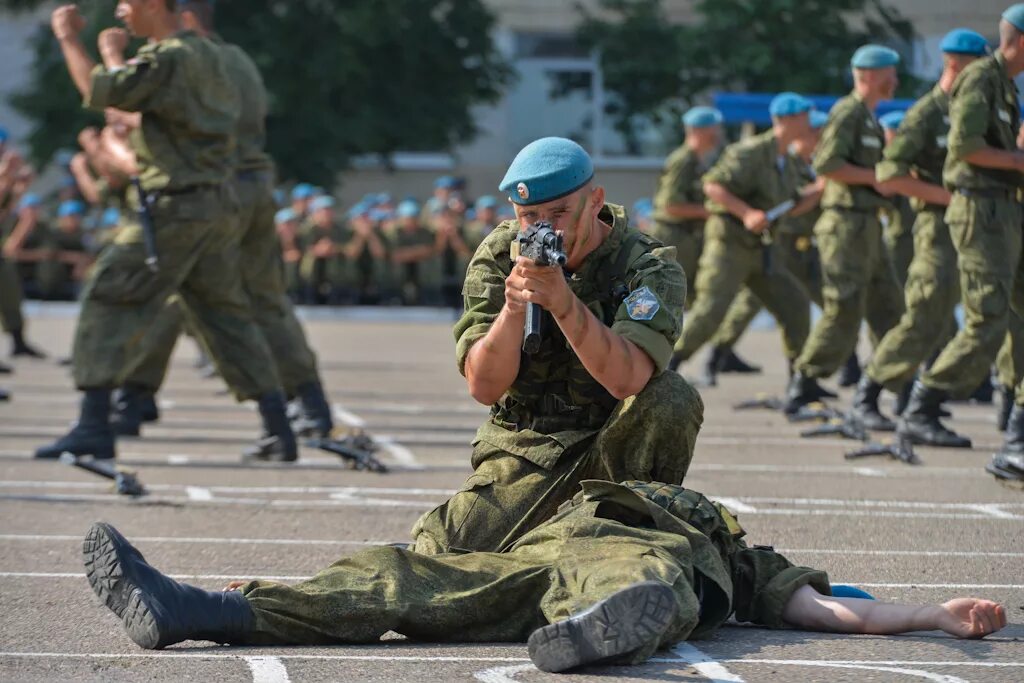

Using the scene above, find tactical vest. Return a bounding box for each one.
[491,229,663,435]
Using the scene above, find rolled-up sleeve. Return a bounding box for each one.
[611,248,686,372]
[947,73,991,161]
[86,46,173,113]
[454,230,514,375]
[731,545,832,629]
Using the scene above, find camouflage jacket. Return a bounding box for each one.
[814,92,890,211]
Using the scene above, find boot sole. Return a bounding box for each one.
[527,582,675,673]
[122,587,167,649]
[83,523,139,619]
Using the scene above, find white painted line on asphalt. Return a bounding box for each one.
[778,548,1024,559]
[4,573,1022,590]
[0,481,456,495]
[713,498,758,514]
[965,504,1021,519]
[375,437,424,470]
[2,651,1021,668]
[671,643,745,682]
[852,467,886,477]
[0,534,397,546]
[244,656,291,683]
[720,661,964,682]
[167,455,191,465]
[473,663,535,683]
[332,404,367,429]
[689,463,986,477]
[185,487,214,502]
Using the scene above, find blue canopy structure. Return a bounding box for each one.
[712,92,915,126]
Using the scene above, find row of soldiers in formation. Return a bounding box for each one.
[648,22,1024,481]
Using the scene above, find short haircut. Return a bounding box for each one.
[178,1,215,31]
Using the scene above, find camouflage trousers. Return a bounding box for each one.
[410,371,704,554]
[996,310,1024,389]
[122,175,321,395]
[72,184,280,400]
[793,208,904,379]
[674,218,810,362]
[883,218,915,289]
[923,195,1024,400]
[650,221,702,312]
[710,232,823,349]
[0,257,24,333]
[866,208,959,392]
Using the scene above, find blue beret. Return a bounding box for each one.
[879,110,906,131]
[310,196,335,212]
[19,193,41,209]
[396,200,419,218]
[291,183,314,200]
[434,175,456,190]
[0,127,7,143]
[274,208,296,224]
[347,202,372,219]
[830,584,875,600]
[682,106,724,128]
[940,28,988,56]
[499,137,594,206]
[101,207,121,226]
[368,208,390,222]
[851,44,901,69]
[475,195,498,210]
[1004,3,1024,31]
[58,200,86,217]
[809,110,829,130]
[375,192,392,205]
[769,92,813,118]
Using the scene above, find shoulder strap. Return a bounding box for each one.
[608,231,656,301]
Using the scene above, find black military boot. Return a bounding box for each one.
[986,452,1024,484]
[837,352,861,388]
[893,381,913,417]
[717,347,761,374]
[35,389,115,459]
[998,404,1024,455]
[850,375,895,431]
[83,523,254,649]
[0,387,9,401]
[140,393,160,423]
[242,391,298,462]
[998,385,1015,432]
[110,385,145,437]
[784,371,821,414]
[896,381,971,448]
[700,347,722,387]
[0,360,11,374]
[10,328,46,358]
[527,581,676,673]
[291,381,334,437]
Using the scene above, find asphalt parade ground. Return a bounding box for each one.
[1,305,1022,683]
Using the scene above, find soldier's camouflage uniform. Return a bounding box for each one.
[652,144,719,314]
[882,196,917,287]
[710,159,824,350]
[865,84,960,392]
[920,52,1024,401]
[240,480,830,657]
[673,131,811,363]
[411,205,704,554]
[122,39,322,397]
[792,92,904,379]
[72,30,280,400]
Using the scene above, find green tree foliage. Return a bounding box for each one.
[564,0,919,152]
[3,0,513,185]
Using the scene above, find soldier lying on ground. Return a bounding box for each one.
[83,480,1006,674]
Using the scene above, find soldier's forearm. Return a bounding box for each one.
[57,36,96,101]
[824,163,877,187]
[782,585,938,635]
[663,202,709,220]
[554,297,654,400]
[704,183,753,223]
[962,147,1024,173]
[881,176,951,206]
[464,305,525,405]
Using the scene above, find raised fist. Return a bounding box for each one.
[98,28,129,57]
[51,4,85,41]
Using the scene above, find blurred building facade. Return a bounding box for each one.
[0,1,1010,206]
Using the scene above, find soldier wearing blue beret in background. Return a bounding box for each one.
[669,94,831,394]
[785,44,907,412]
[410,136,704,555]
[893,6,1024,485]
[839,30,988,433]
